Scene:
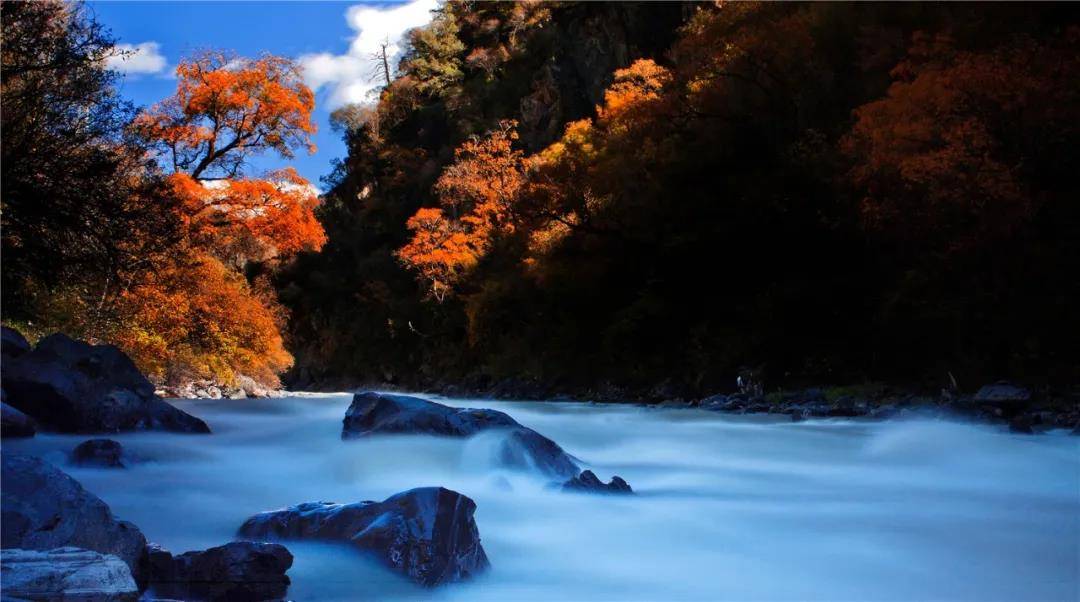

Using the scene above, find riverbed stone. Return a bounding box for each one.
[2,400,36,437]
[0,547,139,601]
[2,332,210,434]
[0,454,147,584]
[71,439,127,468]
[342,392,579,478]
[237,486,489,587]
[973,382,1032,406]
[562,470,633,495]
[144,541,292,602]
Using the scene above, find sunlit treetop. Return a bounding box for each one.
[133,50,316,180]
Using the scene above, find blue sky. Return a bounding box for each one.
[89,1,437,189]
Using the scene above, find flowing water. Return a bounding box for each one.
[5,393,1079,601]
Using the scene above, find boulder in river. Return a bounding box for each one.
[1,400,36,437]
[342,392,579,478]
[562,470,634,495]
[237,486,489,587]
[973,382,1032,407]
[0,547,139,602]
[144,541,293,602]
[71,439,127,468]
[2,332,210,434]
[0,454,147,585]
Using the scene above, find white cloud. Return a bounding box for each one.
[106,42,168,76]
[299,0,439,107]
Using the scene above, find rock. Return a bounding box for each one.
[1,400,36,437]
[145,541,292,602]
[497,427,580,478]
[0,455,147,584]
[974,382,1032,406]
[71,439,127,468]
[1,325,31,359]
[0,547,138,602]
[561,470,633,495]
[2,333,210,434]
[1008,414,1035,435]
[237,487,489,587]
[342,392,579,478]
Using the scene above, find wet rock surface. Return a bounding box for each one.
[343,392,579,478]
[71,439,128,468]
[561,470,633,495]
[237,486,489,587]
[1,400,36,438]
[0,454,148,584]
[0,547,139,602]
[144,541,293,602]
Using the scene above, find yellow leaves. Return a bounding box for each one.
[113,252,292,386]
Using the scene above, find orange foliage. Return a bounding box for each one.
[112,251,292,387]
[843,31,1079,249]
[398,121,525,300]
[166,169,326,265]
[119,50,326,388]
[133,50,316,179]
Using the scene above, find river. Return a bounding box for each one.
[6,393,1079,600]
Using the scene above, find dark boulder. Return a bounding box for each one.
[1,400,36,437]
[0,547,139,601]
[2,333,210,434]
[561,470,633,495]
[343,392,579,478]
[497,427,580,478]
[71,439,127,468]
[974,382,1032,407]
[0,455,147,584]
[1,325,30,359]
[237,487,489,587]
[145,541,292,602]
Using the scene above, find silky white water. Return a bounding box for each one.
[6,393,1079,601]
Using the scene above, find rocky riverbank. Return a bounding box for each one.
[307,377,1080,436]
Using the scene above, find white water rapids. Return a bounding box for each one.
[5,393,1079,600]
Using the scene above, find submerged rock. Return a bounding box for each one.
[0,455,147,584]
[71,439,127,468]
[2,332,210,434]
[342,392,579,478]
[0,547,139,602]
[145,541,293,602]
[1,400,36,437]
[561,470,633,495]
[237,486,489,587]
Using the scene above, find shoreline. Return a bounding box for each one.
[273,378,1080,436]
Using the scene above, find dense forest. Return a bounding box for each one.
[3,1,1078,398]
[280,2,1080,396]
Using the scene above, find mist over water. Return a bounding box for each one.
[6,393,1078,601]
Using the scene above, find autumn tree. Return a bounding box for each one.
[124,49,327,387]
[1,0,178,334]
[133,50,325,265]
[844,30,1080,252]
[398,121,525,300]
